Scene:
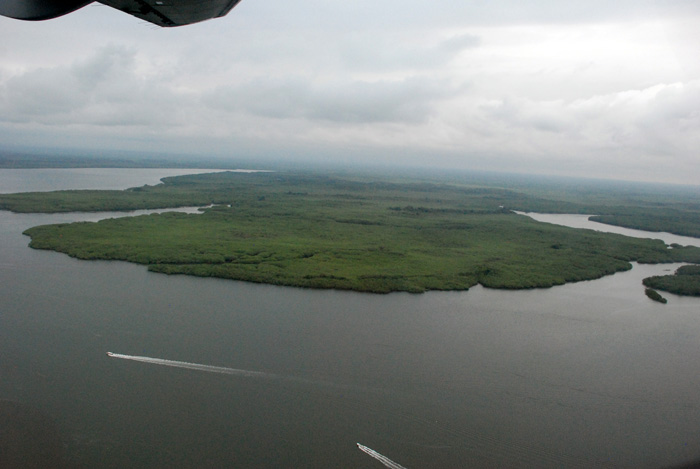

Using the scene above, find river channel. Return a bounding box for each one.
[1,169,699,468]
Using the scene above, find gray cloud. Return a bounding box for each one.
[239,0,700,31]
[203,75,455,123]
[459,80,700,167]
[1,0,700,184]
[337,33,480,72]
[0,46,193,128]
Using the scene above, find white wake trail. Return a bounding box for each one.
[106,352,378,396]
[106,352,276,379]
[357,443,407,469]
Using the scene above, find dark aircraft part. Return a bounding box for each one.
[98,0,243,26]
[0,0,92,20]
[0,0,243,26]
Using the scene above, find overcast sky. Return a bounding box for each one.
[1,0,699,184]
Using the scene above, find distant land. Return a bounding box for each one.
[2,166,700,295]
[0,149,257,170]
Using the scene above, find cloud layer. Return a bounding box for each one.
[1,0,699,183]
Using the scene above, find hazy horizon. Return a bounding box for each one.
[1,1,699,184]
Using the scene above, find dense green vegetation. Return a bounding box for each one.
[12,171,700,294]
[590,214,700,239]
[401,170,700,239]
[643,265,700,297]
[644,288,667,304]
[0,187,215,213]
[3,162,700,239]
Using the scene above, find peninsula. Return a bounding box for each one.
[3,171,700,294]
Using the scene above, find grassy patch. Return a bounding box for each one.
[644,288,667,304]
[643,265,700,297]
[15,171,700,294]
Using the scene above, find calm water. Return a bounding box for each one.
[2,170,700,468]
[519,212,700,248]
[0,168,227,193]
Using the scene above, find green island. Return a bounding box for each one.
[643,265,700,297]
[644,288,668,304]
[3,170,700,294]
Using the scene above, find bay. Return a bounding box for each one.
[1,169,700,468]
[0,168,228,194]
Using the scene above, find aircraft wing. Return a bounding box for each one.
[0,0,243,26]
[98,0,243,26]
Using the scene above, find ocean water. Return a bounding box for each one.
[1,169,700,468]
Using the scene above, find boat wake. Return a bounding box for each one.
[106,352,275,379]
[357,443,407,469]
[105,352,375,395]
